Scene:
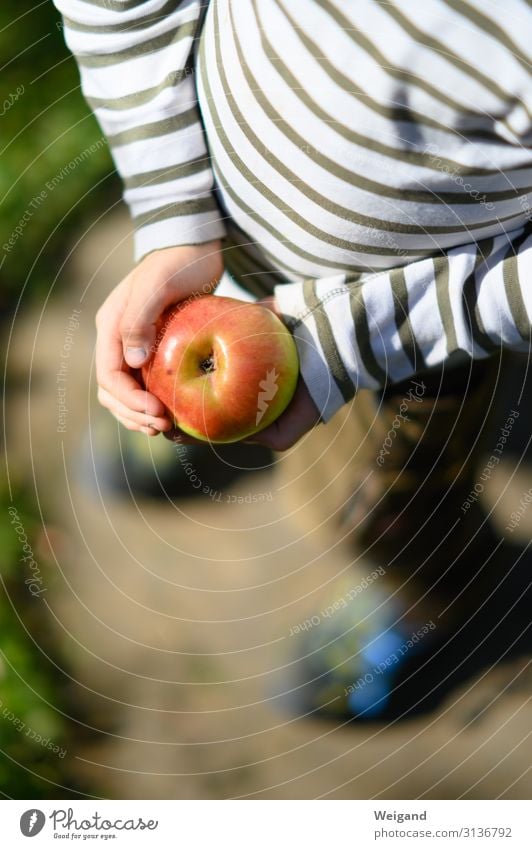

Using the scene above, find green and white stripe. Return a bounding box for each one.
[54,0,226,255]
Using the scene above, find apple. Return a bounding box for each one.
[142,295,299,443]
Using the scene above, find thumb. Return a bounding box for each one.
[119,279,169,369]
[119,241,223,368]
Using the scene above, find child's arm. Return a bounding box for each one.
[53,0,225,260]
[274,226,532,423]
[54,1,226,433]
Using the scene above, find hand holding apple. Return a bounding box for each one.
[142,295,300,443]
[94,242,223,436]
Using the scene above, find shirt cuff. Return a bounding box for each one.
[274,276,360,422]
[133,205,227,261]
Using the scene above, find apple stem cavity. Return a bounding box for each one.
[199,353,216,374]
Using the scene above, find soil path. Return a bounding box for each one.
[8,212,532,799]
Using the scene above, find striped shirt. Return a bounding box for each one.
[55,0,532,420]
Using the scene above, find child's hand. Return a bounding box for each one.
[246,378,321,450]
[95,241,223,435]
[245,296,321,451]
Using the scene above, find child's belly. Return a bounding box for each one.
[196,0,532,283]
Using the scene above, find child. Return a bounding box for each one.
[55,0,532,718]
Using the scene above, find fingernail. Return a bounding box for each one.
[125,347,147,367]
[140,426,153,435]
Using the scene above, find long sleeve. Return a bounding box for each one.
[53,0,225,260]
[275,226,532,421]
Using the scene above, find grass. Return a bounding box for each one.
[1,0,120,798]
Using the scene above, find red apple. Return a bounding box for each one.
[142,295,299,443]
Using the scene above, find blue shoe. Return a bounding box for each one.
[272,579,440,722]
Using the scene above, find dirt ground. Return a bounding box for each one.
[7,211,532,799]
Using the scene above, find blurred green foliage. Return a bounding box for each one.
[0,483,84,798]
[1,1,116,797]
[1,0,120,312]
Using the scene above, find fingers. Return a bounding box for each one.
[112,413,160,437]
[257,295,278,315]
[97,387,171,432]
[250,380,321,451]
[95,283,169,422]
[100,369,167,419]
[119,276,170,369]
[251,421,301,452]
[163,426,207,446]
[94,243,224,433]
